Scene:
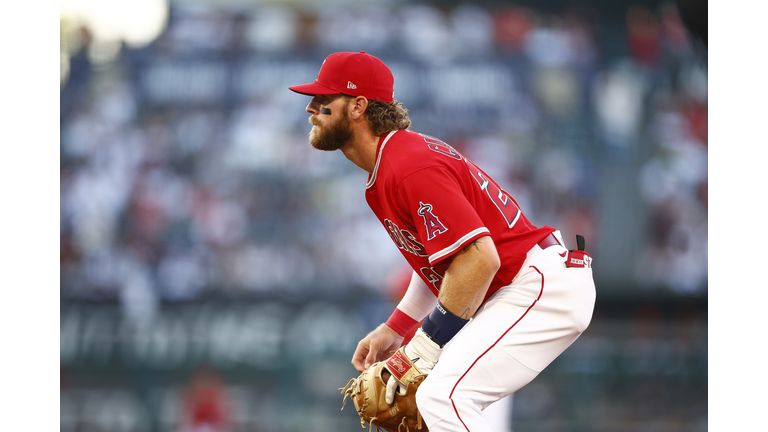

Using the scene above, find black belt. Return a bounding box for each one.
[537,233,561,249]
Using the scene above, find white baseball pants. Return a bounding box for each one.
[416,237,596,432]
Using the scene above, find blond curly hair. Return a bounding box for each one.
[364,98,411,136]
[340,95,411,136]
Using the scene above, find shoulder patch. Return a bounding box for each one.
[417,202,448,241]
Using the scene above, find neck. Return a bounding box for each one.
[341,127,383,174]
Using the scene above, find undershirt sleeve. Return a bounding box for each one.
[386,271,437,337]
[397,271,437,321]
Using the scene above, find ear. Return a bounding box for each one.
[347,96,369,121]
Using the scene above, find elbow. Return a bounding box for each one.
[482,236,501,275]
[485,250,501,277]
[474,239,500,279]
[469,235,501,278]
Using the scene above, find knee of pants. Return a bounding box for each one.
[415,375,452,420]
[416,374,485,424]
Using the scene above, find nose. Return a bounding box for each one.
[306,96,321,114]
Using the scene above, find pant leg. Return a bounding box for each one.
[480,393,512,432]
[416,244,596,432]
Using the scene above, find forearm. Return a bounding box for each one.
[436,236,500,320]
[418,235,500,348]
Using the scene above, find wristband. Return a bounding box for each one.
[385,308,419,338]
[421,301,469,347]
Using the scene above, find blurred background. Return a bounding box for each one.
[59,0,707,431]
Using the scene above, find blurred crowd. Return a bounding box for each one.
[60,1,707,311]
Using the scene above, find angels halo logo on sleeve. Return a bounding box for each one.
[417,202,448,241]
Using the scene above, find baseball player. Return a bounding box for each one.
[289,51,596,432]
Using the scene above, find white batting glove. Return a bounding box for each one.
[384,328,442,404]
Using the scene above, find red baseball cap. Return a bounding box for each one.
[289,51,395,103]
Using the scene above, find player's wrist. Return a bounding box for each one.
[404,328,442,372]
[421,300,469,347]
[385,308,419,337]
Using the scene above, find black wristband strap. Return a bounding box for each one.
[421,301,469,347]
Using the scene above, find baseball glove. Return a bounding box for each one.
[340,356,428,432]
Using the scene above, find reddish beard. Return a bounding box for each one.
[309,105,353,151]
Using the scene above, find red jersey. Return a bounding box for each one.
[365,130,554,304]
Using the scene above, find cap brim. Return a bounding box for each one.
[288,82,341,97]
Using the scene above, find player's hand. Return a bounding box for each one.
[351,323,404,372]
[385,373,406,405]
[383,328,443,404]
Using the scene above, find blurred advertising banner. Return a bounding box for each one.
[60,299,384,370]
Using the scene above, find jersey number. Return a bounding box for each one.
[465,159,521,229]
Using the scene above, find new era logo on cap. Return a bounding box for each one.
[288,51,395,103]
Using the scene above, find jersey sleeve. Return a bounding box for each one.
[396,166,490,266]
